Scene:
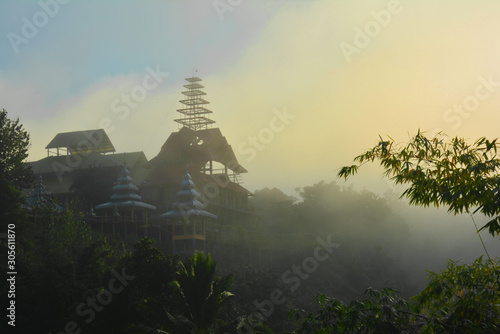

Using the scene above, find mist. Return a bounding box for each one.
[2,0,500,332]
[216,180,499,329]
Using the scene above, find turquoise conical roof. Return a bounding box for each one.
[24,175,63,211]
[95,166,156,210]
[159,171,217,219]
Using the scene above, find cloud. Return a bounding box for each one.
[200,1,500,192]
[5,0,500,195]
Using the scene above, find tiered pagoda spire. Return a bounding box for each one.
[175,77,216,131]
[159,171,216,219]
[24,175,62,211]
[159,170,217,256]
[95,166,155,211]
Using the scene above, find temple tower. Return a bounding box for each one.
[95,166,156,222]
[175,77,216,131]
[143,76,252,228]
[159,171,217,256]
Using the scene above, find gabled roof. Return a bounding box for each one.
[46,129,115,154]
[146,126,247,173]
[30,151,147,174]
[27,151,149,196]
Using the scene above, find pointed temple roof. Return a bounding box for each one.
[145,126,247,175]
[24,175,63,211]
[95,166,156,211]
[143,76,248,191]
[159,171,217,219]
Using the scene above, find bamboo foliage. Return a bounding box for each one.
[338,130,500,236]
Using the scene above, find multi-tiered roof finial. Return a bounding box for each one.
[25,175,62,211]
[95,166,156,211]
[159,171,217,219]
[175,77,216,131]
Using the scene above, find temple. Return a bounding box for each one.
[23,175,63,212]
[158,171,217,256]
[26,76,253,254]
[95,166,156,221]
[142,77,251,225]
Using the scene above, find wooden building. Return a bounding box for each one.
[141,77,253,228]
[26,76,254,252]
[28,129,148,211]
[158,171,217,256]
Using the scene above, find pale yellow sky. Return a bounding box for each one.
[5,1,500,195]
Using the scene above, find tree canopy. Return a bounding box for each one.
[0,108,32,189]
[292,257,500,333]
[0,108,32,225]
[338,130,500,236]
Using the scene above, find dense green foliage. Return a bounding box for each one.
[7,176,427,333]
[135,252,235,334]
[292,258,500,333]
[3,206,123,333]
[0,108,32,226]
[338,130,500,236]
[2,113,498,333]
[414,257,500,333]
[0,108,32,189]
[291,288,414,333]
[176,252,234,332]
[334,130,500,333]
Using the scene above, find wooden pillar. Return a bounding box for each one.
[135,219,138,239]
[145,210,148,237]
[124,213,127,239]
[203,220,206,253]
[192,218,197,253]
[158,229,161,252]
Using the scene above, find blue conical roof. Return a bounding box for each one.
[24,175,63,211]
[159,171,217,219]
[26,175,50,205]
[95,166,156,210]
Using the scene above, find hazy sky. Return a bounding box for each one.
[1,0,500,195]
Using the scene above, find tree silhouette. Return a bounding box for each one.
[135,252,235,334]
[0,108,32,225]
[175,252,234,333]
[339,130,500,236]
